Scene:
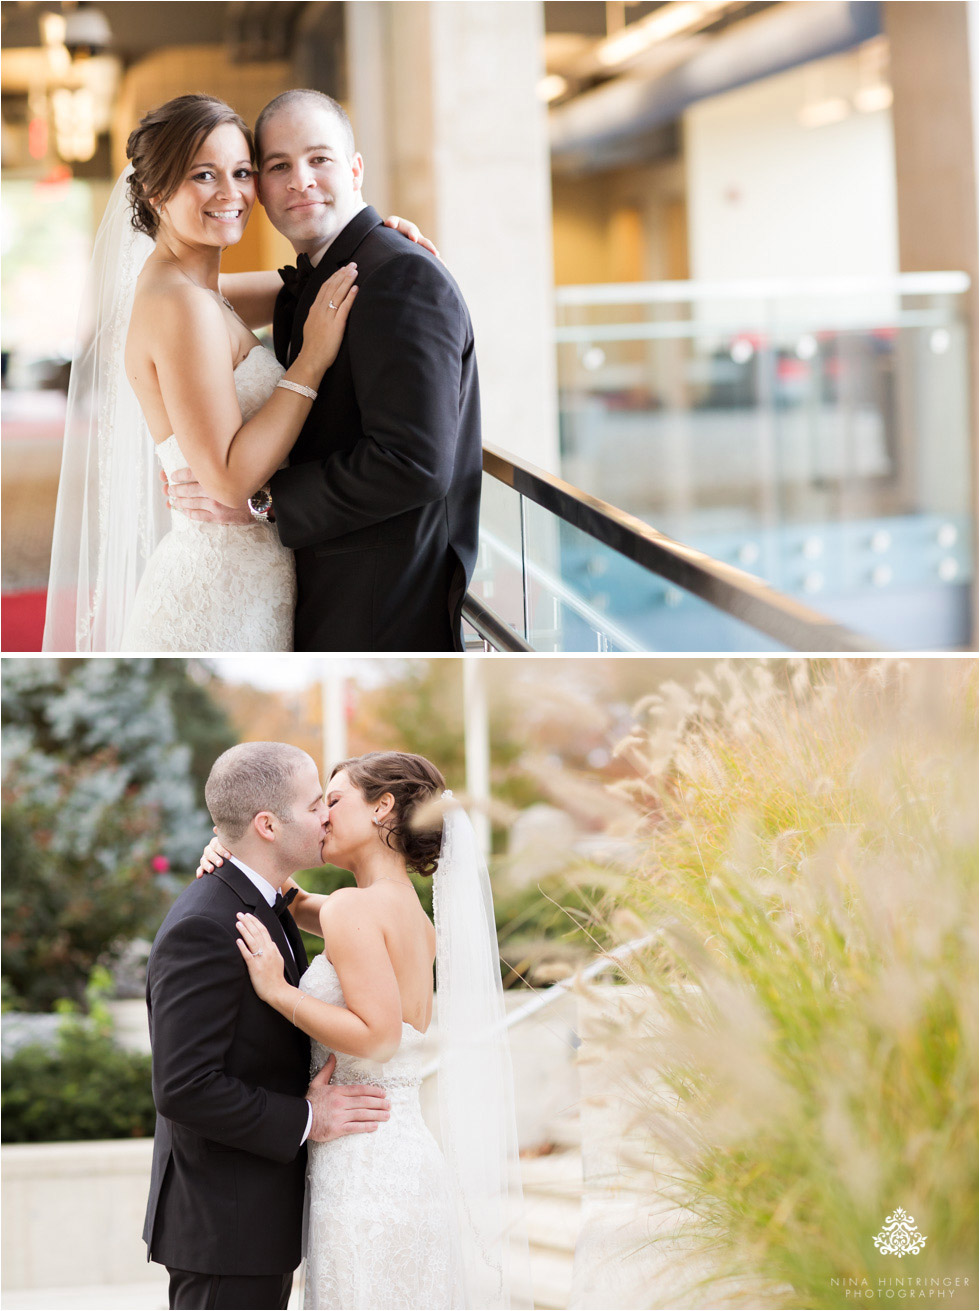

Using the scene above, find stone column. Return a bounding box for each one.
[345,1,560,474]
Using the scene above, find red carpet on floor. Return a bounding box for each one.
[2,590,47,651]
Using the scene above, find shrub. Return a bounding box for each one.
[1,659,218,1009]
[1,1018,155,1143]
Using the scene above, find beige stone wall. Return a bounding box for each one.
[2,1140,158,1290]
[112,45,295,275]
[552,156,688,286]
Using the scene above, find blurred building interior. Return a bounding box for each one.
[1,0,977,651]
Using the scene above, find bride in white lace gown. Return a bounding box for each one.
[300,954,463,1308]
[121,345,296,650]
[42,93,430,653]
[222,750,529,1310]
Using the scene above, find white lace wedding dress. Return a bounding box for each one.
[299,954,464,1310]
[120,345,296,651]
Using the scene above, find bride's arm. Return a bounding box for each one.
[218,271,282,329]
[218,217,440,328]
[235,893,403,1062]
[149,267,357,506]
[281,877,328,936]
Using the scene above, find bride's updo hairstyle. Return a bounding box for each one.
[126,93,254,238]
[331,752,447,877]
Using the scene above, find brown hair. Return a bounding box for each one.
[330,752,446,877]
[126,93,254,238]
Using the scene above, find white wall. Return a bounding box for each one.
[684,47,899,284]
[346,0,560,472]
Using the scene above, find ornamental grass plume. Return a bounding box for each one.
[587,659,977,1310]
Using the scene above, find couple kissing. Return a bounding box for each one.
[143,742,526,1310]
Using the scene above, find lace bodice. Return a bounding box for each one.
[153,344,287,502]
[300,954,427,1090]
[298,955,463,1309]
[120,343,296,652]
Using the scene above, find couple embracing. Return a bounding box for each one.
[144,742,527,1310]
[43,89,481,653]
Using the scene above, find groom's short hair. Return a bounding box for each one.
[254,89,355,163]
[205,742,313,839]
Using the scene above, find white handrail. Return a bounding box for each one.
[420,933,657,1080]
[554,271,971,306]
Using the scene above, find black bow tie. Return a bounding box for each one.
[274,886,299,919]
[278,252,315,297]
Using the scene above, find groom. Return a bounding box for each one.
[143,742,391,1310]
[173,89,482,652]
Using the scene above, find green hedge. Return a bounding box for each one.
[1,1021,155,1143]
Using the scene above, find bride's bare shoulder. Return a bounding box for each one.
[129,267,224,355]
[318,887,389,951]
[318,885,378,922]
[133,263,215,314]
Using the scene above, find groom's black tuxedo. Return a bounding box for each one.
[142,859,310,1281]
[269,205,482,652]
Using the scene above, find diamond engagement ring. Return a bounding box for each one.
[253,948,264,956]
[328,300,338,309]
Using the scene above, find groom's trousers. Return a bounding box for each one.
[167,1268,292,1310]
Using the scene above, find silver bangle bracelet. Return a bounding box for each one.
[277,378,318,402]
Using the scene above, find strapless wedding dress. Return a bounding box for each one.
[299,954,464,1310]
[121,345,296,651]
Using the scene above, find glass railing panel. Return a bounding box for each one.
[467,469,528,641]
[554,274,973,649]
[474,477,791,653]
[526,498,788,653]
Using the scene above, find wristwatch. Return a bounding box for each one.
[248,484,275,523]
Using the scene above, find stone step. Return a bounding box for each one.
[517,1147,584,1199]
[546,1108,583,1152]
[523,1190,581,1254]
[518,1244,576,1311]
[1,1277,170,1310]
[1,1269,304,1311]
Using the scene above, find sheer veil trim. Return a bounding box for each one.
[433,793,532,1309]
[42,167,167,651]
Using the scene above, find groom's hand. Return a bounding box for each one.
[306,1054,391,1142]
[161,468,253,525]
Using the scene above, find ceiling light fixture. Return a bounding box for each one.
[596,0,733,69]
[538,73,569,103]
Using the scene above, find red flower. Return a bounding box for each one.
[151,855,170,874]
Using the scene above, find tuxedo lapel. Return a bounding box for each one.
[278,908,308,978]
[273,286,294,368]
[209,859,262,908]
[221,860,302,987]
[287,205,383,365]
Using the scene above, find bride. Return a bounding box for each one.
[41,94,433,652]
[199,751,529,1309]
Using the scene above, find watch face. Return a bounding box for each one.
[249,488,273,515]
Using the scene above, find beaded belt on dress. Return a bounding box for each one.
[316,1066,422,1091]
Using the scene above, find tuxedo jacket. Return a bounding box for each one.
[269,205,482,653]
[142,860,310,1277]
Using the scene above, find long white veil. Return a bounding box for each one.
[42,167,167,651]
[433,793,532,1309]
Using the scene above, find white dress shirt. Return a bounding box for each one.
[230,857,296,964]
[227,857,312,1145]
